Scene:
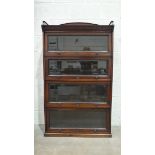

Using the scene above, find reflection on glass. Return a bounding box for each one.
[48,60,108,75]
[49,109,106,129]
[48,36,108,51]
[48,84,107,102]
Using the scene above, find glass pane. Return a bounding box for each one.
[48,60,108,75]
[48,84,107,102]
[48,36,108,51]
[49,109,106,129]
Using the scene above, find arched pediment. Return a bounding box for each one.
[41,21,114,32]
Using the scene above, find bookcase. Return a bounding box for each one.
[41,22,114,137]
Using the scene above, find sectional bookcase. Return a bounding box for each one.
[41,22,114,137]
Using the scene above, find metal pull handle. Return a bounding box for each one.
[94,129,97,133]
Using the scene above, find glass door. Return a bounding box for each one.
[49,109,106,129]
[48,59,109,75]
[45,58,112,80]
[46,82,111,104]
[44,34,112,56]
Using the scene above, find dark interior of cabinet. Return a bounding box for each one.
[48,83,108,102]
[49,109,106,129]
[48,59,108,75]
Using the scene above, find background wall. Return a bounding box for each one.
[34,0,121,126]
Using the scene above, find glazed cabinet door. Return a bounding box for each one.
[45,57,112,81]
[45,108,111,135]
[44,33,112,57]
[45,81,112,108]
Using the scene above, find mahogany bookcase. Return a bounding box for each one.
[41,22,114,137]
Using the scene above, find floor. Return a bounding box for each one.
[34,125,121,155]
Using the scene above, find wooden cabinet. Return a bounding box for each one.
[42,22,114,137]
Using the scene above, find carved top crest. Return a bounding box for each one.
[41,22,114,32]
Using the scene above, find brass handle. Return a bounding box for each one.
[94,129,97,132]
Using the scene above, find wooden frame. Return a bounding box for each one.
[42,22,114,137]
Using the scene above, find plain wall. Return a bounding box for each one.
[34,0,121,126]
